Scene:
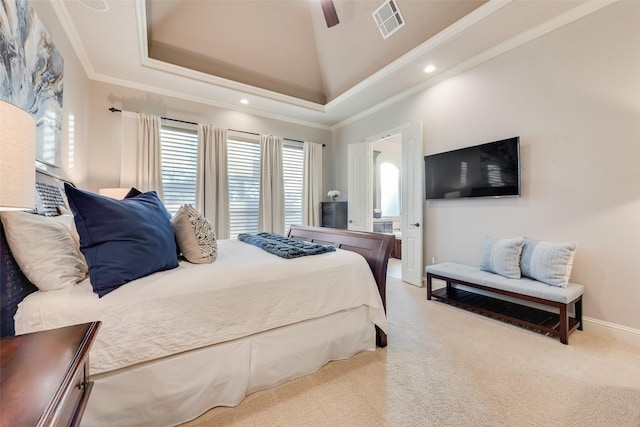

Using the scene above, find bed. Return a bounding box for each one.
[0,171,394,426]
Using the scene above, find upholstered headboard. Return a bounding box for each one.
[0,170,71,337]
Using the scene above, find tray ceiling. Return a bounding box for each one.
[52,0,613,128]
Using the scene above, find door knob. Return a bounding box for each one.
[410,222,420,227]
[348,219,353,224]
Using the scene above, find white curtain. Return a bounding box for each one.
[303,141,323,226]
[196,124,230,239]
[258,135,284,234]
[120,111,137,189]
[121,112,164,199]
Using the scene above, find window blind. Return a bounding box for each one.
[228,138,261,239]
[283,142,303,233]
[160,130,306,237]
[160,126,198,214]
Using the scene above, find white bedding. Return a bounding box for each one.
[84,306,375,427]
[15,239,386,375]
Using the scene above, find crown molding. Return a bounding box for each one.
[49,0,97,79]
[90,71,332,131]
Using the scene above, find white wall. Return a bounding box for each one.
[87,81,332,192]
[332,1,640,331]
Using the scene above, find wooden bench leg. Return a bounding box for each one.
[575,298,583,331]
[560,304,569,344]
[426,274,432,300]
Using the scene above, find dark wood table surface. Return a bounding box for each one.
[0,321,101,426]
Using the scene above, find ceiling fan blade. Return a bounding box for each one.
[321,0,339,28]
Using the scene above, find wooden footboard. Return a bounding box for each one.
[288,225,395,347]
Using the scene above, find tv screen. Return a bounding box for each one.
[424,137,520,200]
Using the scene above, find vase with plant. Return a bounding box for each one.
[327,190,340,202]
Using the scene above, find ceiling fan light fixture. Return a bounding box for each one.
[373,0,405,40]
[321,0,340,28]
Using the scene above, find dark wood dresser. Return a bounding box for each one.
[391,237,402,259]
[0,321,101,427]
[321,202,348,229]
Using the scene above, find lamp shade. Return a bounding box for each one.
[0,100,36,210]
[99,187,130,199]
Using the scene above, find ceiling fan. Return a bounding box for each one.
[320,0,339,28]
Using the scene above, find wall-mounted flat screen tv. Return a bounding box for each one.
[424,137,520,200]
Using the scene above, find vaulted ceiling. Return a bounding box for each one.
[52,0,609,128]
[146,0,485,105]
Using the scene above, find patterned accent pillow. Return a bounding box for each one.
[172,205,217,264]
[35,182,66,216]
[479,236,525,279]
[521,238,576,287]
[1,219,38,337]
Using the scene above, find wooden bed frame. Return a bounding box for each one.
[288,225,395,347]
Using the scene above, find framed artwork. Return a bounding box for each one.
[0,0,64,167]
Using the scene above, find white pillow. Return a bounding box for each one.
[0,212,88,291]
[479,236,525,279]
[520,238,576,287]
[171,205,218,264]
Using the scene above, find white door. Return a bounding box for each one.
[347,142,371,232]
[401,123,424,286]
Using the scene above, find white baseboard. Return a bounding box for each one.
[583,317,640,347]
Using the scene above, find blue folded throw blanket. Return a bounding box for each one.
[238,232,336,259]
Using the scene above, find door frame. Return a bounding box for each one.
[365,123,423,286]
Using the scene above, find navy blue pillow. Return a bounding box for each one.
[64,184,178,297]
[125,187,142,198]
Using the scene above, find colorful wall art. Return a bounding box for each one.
[1,0,64,167]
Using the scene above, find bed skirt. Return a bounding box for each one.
[82,306,376,427]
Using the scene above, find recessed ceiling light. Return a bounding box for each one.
[240,99,249,105]
[424,65,437,73]
[78,0,109,12]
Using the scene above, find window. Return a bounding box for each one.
[380,162,400,217]
[160,126,198,214]
[283,142,304,233]
[227,138,261,239]
[160,128,306,238]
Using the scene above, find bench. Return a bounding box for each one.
[425,262,584,344]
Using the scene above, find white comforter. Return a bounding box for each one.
[15,239,386,375]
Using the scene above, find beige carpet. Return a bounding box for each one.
[183,261,640,426]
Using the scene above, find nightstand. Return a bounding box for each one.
[0,321,101,426]
[321,201,348,229]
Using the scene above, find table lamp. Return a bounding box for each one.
[0,100,36,211]
[98,188,130,199]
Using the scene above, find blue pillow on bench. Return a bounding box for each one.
[65,184,178,297]
[479,236,525,279]
[521,238,576,288]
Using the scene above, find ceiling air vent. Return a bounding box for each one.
[372,0,405,39]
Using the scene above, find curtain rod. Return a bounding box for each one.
[108,107,324,146]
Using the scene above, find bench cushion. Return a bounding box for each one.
[426,262,584,304]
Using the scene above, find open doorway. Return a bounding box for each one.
[347,123,423,286]
[371,135,403,259]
